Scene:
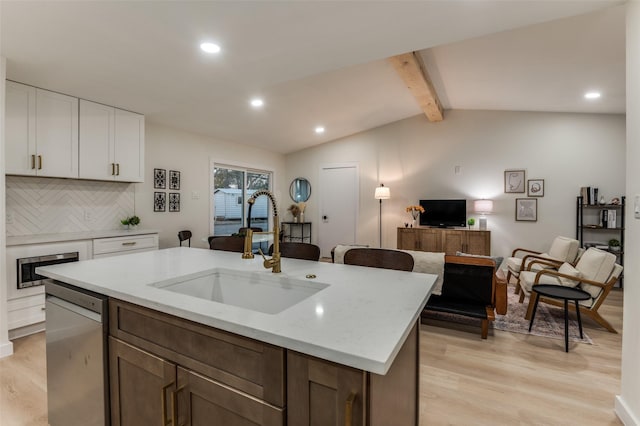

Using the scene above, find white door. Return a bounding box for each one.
[114,108,145,182]
[318,164,358,258]
[79,100,115,180]
[5,81,36,176]
[35,88,79,178]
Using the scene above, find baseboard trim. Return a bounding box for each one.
[0,340,14,358]
[8,321,45,340]
[616,395,640,426]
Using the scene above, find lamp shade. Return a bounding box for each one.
[374,185,391,200]
[474,199,494,214]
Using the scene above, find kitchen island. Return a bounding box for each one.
[38,247,436,426]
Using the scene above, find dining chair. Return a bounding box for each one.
[343,248,414,272]
[208,235,245,253]
[268,242,320,261]
[177,230,192,247]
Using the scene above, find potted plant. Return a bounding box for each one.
[121,215,141,229]
[608,238,621,252]
[467,218,475,228]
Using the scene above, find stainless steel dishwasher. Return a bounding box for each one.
[45,280,109,426]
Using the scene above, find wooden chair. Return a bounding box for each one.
[505,236,579,294]
[343,248,414,272]
[268,242,320,261]
[519,247,622,333]
[177,230,192,247]
[208,235,245,253]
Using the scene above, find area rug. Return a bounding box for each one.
[423,289,592,344]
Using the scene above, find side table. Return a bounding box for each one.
[528,284,591,352]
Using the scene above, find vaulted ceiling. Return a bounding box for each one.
[0,1,625,154]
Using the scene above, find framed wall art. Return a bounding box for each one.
[504,170,525,193]
[154,192,166,212]
[527,179,544,197]
[154,168,166,189]
[515,198,537,222]
[169,170,181,190]
[169,193,180,212]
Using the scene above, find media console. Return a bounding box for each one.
[397,227,490,256]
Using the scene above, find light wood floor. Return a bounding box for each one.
[0,286,623,426]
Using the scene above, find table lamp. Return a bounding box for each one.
[474,199,493,230]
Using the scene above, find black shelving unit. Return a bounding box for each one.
[576,195,624,287]
[281,222,312,243]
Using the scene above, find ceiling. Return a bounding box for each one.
[0,1,625,154]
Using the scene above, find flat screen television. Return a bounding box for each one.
[419,199,467,228]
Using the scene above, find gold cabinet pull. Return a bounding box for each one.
[111,163,115,176]
[116,163,120,176]
[171,385,186,426]
[31,155,36,170]
[38,155,42,170]
[122,242,137,246]
[161,382,174,426]
[344,392,356,426]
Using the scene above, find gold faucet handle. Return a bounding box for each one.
[257,248,274,269]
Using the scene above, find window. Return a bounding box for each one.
[211,164,272,236]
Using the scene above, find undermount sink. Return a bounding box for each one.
[151,268,329,314]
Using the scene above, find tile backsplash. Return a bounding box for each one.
[6,176,135,236]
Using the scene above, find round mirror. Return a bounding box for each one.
[289,177,311,202]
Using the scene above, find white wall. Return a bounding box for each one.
[286,109,625,259]
[616,3,640,425]
[135,122,286,249]
[1,55,14,358]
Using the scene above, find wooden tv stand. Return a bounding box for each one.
[397,227,490,255]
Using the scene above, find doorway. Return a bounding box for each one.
[318,163,359,258]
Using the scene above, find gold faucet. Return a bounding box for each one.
[242,190,281,273]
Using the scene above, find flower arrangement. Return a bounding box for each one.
[120,215,141,228]
[405,205,425,221]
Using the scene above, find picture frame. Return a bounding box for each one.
[169,170,181,190]
[515,198,537,221]
[504,170,525,193]
[527,179,544,197]
[154,192,166,212]
[169,192,180,212]
[154,168,166,189]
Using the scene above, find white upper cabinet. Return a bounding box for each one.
[79,100,144,182]
[6,81,79,178]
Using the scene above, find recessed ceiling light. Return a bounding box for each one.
[200,42,221,54]
[250,98,264,108]
[315,126,325,134]
[584,91,601,99]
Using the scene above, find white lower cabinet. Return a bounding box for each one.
[93,234,159,259]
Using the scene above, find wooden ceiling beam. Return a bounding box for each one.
[388,52,444,122]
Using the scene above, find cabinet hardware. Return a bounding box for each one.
[161,382,174,426]
[38,155,42,170]
[116,163,120,176]
[31,155,36,170]
[122,242,137,246]
[111,163,115,176]
[344,392,356,426]
[171,385,186,426]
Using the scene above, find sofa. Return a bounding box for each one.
[332,246,507,338]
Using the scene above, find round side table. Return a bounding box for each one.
[528,284,591,352]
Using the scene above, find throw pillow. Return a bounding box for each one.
[556,262,582,287]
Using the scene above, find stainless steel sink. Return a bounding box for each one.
[151,268,329,314]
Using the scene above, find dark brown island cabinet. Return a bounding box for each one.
[109,299,419,426]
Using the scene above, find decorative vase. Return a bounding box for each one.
[412,219,418,228]
[599,196,606,205]
[299,211,304,223]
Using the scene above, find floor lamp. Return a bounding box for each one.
[374,184,391,248]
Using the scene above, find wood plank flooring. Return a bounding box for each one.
[0,286,623,425]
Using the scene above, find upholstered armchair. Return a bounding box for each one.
[518,247,622,333]
[505,236,580,294]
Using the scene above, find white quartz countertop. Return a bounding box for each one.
[7,229,160,246]
[37,247,435,375]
